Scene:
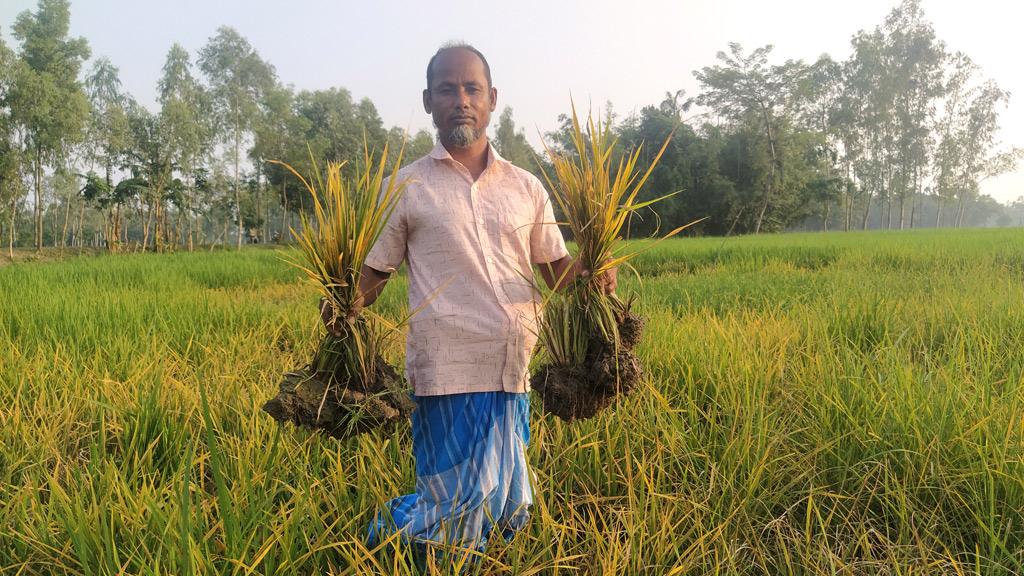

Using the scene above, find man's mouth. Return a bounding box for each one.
[451,115,474,123]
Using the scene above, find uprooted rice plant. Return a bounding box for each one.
[531,104,695,422]
[1,227,1022,575]
[260,143,413,439]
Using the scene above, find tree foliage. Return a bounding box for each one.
[0,0,1020,253]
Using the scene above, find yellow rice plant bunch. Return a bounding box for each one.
[262,141,414,438]
[532,103,697,421]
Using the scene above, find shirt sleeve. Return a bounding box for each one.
[364,189,407,274]
[530,178,569,264]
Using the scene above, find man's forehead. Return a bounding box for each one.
[431,49,487,82]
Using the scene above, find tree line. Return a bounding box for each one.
[0,0,1020,256]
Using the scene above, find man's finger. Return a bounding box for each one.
[320,298,342,336]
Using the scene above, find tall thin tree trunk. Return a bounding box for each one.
[113,204,122,252]
[124,206,131,247]
[885,191,893,230]
[261,167,269,244]
[75,203,85,249]
[234,124,242,250]
[898,190,907,231]
[174,211,182,250]
[142,198,152,252]
[7,196,15,258]
[754,106,777,235]
[254,166,260,243]
[50,204,57,248]
[187,176,194,252]
[913,166,921,228]
[843,162,852,232]
[861,191,873,230]
[281,182,288,242]
[60,189,72,253]
[33,152,42,252]
[157,197,166,252]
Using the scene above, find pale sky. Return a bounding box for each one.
[2,0,1022,203]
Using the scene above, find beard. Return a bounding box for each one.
[438,123,484,149]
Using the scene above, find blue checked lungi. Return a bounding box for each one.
[368,391,533,551]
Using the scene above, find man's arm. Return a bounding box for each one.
[538,255,617,294]
[356,264,392,307]
[538,255,576,291]
[320,264,392,336]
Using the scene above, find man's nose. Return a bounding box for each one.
[456,88,471,108]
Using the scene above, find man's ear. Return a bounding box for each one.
[423,89,432,114]
[489,86,498,112]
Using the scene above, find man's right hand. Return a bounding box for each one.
[320,295,363,337]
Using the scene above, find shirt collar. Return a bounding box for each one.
[429,140,507,168]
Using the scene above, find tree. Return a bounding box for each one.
[795,55,846,230]
[933,50,1018,228]
[933,52,975,227]
[406,129,435,161]
[9,0,90,251]
[159,43,209,251]
[123,102,174,251]
[884,0,945,229]
[83,57,130,249]
[952,84,1015,227]
[0,30,24,257]
[198,27,275,249]
[841,28,897,230]
[694,43,806,233]
[252,82,303,242]
[493,107,538,173]
[618,95,700,236]
[292,87,385,169]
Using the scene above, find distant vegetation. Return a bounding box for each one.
[0,0,1021,257]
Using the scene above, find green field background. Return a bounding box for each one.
[2,229,1022,574]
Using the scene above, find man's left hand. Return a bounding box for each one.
[578,262,617,294]
[595,266,617,294]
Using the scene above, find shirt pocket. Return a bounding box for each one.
[498,211,539,305]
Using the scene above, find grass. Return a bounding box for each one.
[1,227,1022,574]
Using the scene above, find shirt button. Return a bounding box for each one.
[486,256,495,264]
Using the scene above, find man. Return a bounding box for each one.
[323,42,614,554]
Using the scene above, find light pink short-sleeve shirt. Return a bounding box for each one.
[365,141,569,396]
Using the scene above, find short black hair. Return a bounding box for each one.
[426,42,492,90]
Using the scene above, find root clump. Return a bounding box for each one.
[262,358,413,439]
[531,310,645,422]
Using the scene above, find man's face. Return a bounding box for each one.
[423,48,497,149]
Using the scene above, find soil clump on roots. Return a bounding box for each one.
[262,358,413,439]
[531,310,645,422]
